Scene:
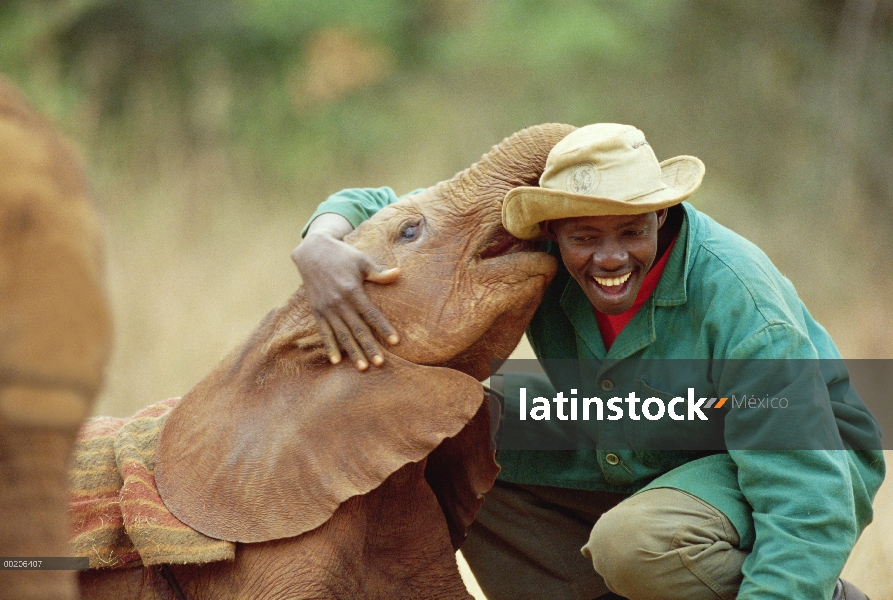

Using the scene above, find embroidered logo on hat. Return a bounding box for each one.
[568,163,598,194]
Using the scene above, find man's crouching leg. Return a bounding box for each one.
[582,488,746,600]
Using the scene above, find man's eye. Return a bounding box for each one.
[399,218,423,241]
[625,229,646,236]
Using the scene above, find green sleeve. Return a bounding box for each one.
[300,187,423,237]
[801,308,885,535]
[732,449,856,599]
[722,325,881,600]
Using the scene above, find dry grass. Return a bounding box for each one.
[92,178,310,417]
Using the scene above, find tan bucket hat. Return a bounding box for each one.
[503,123,705,240]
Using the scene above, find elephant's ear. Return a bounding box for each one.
[424,393,500,550]
[155,347,483,543]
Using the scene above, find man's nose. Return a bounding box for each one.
[592,239,628,271]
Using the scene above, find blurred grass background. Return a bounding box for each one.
[3,0,892,595]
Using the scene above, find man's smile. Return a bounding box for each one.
[592,272,631,288]
[588,269,638,308]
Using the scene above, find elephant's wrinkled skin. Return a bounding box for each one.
[78,123,575,600]
[0,76,112,600]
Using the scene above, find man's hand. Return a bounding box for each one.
[292,213,400,370]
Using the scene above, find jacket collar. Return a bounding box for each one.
[653,202,697,306]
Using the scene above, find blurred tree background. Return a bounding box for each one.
[3,1,893,595]
[2,0,891,409]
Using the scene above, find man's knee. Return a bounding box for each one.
[582,488,744,600]
[583,492,666,593]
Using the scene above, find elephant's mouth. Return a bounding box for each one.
[477,227,539,260]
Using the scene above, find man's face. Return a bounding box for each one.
[548,211,666,315]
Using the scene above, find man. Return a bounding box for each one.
[293,124,883,599]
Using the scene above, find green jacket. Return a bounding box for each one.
[305,187,885,600]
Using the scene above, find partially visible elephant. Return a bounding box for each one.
[78,122,575,599]
[0,76,113,600]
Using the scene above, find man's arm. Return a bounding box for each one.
[721,325,878,599]
[299,187,405,238]
[293,187,408,369]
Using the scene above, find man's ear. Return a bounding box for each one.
[656,208,669,229]
[155,345,484,543]
[540,220,558,241]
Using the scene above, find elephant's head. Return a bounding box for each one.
[0,76,112,426]
[346,128,573,379]
[155,123,576,547]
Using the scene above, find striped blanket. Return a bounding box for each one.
[69,398,236,569]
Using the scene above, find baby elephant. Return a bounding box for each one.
[77,122,576,599]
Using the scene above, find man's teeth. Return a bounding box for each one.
[593,272,631,287]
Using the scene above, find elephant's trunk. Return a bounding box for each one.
[440,123,576,213]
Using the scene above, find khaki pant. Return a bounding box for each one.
[462,481,745,600]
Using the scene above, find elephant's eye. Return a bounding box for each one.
[398,218,424,242]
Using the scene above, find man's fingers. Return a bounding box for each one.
[338,308,386,368]
[355,299,399,347]
[365,266,400,285]
[314,314,342,365]
[329,313,370,371]
[355,266,400,345]
[297,231,396,369]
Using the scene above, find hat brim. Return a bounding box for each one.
[503,155,705,240]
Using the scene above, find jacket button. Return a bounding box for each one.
[600,379,614,392]
[605,453,620,465]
